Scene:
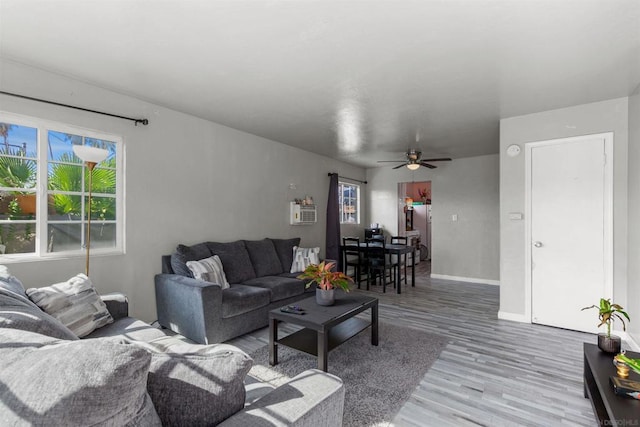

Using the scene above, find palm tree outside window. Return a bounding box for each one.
[0,114,122,257]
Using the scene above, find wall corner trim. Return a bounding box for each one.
[616,332,640,352]
[497,311,530,323]
[430,274,500,286]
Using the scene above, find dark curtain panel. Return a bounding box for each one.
[326,173,342,270]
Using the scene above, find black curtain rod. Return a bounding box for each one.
[0,91,149,126]
[328,172,367,184]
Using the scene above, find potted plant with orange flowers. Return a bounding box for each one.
[297,261,353,306]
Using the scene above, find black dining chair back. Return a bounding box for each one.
[343,237,367,289]
[369,233,385,243]
[365,237,398,293]
[390,236,407,245]
[390,236,409,285]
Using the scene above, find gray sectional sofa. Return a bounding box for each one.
[0,265,345,426]
[156,237,317,344]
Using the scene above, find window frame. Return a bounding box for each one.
[338,181,360,225]
[0,111,125,262]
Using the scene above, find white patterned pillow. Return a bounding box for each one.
[25,274,113,338]
[290,246,321,273]
[186,255,230,289]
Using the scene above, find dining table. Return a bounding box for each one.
[340,242,416,294]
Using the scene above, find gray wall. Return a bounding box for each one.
[0,59,365,322]
[499,98,629,318]
[628,86,640,343]
[365,154,500,282]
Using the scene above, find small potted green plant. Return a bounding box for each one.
[297,261,353,306]
[582,298,630,354]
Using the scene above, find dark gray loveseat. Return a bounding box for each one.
[156,237,316,344]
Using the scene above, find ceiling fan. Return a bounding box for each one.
[377,149,452,170]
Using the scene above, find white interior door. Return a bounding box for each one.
[529,134,611,333]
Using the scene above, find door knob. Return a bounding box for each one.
[533,241,543,248]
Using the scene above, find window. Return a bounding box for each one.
[0,113,123,258]
[338,182,359,224]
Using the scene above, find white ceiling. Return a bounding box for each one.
[1,0,639,168]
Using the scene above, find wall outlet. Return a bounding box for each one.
[451,214,458,222]
[509,212,523,220]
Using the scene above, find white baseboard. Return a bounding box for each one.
[430,274,500,286]
[617,331,640,352]
[494,315,640,349]
[497,311,530,323]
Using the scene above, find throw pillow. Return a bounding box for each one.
[270,237,301,272]
[0,289,79,340]
[0,264,28,296]
[186,255,230,289]
[170,251,192,277]
[26,274,114,338]
[290,246,321,273]
[0,328,159,426]
[171,242,213,278]
[244,239,284,277]
[135,336,253,426]
[206,240,257,284]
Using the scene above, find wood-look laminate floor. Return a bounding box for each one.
[228,261,598,427]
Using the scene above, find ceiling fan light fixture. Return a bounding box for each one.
[378,148,452,169]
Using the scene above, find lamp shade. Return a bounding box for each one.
[73,145,109,164]
[406,163,420,170]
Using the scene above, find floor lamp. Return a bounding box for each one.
[72,145,109,276]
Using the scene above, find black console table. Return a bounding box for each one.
[584,343,640,426]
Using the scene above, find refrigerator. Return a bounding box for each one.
[412,204,431,260]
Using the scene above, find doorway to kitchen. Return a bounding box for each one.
[398,181,431,274]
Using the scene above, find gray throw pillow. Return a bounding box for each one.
[1,265,77,340]
[0,265,28,297]
[135,336,253,426]
[26,274,113,338]
[270,237,301,273]
[0,289,78,340]
[170,251,193,277]
[171,243,214,277]
[0,328,160,426]
[186,254,230,289]
[244,239,284,277]
[206,240,256,284]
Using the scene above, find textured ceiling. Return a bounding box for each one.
[1,0,639,168]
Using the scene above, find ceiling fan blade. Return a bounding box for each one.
[420,162,437,169]
[377,160,406,163]
[392,163,408,169]
[421,157,452,162]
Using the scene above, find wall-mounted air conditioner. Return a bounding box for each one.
[290,202,317,225]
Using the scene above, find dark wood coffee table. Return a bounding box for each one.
[584,343,640,426]
[269,293,378,372]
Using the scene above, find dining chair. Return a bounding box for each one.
[390,236,408,285]
[365,237,398,293]
[342,237,368,289]
[370,233,385,243]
